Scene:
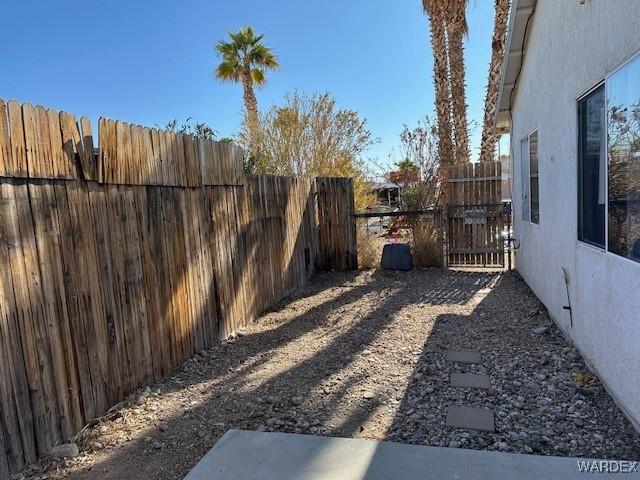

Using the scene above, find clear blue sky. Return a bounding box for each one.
[0,0,499,166]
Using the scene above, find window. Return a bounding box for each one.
[521,137,530,221]
[521,130,539,224]
[578,84,606,248]
[577,53,640,263]
[607,56,640,261]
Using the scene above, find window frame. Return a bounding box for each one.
[520,129,539,224]
[577,82,606,250]
[576,49,640,265]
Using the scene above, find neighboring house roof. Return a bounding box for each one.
[495,0,537,133]
[389,169,420,184]
[372,182,400,190]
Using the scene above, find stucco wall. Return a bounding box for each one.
[510,0,640,428]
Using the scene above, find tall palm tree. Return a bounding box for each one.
[214,26,279,148]
[446,0,470,164]
[423,0,455,168]
[479,0,511,163]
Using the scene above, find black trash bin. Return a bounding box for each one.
[381,243,413,271]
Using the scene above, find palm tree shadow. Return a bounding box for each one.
[64,269,496,479]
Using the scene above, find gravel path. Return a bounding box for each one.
[22,269,640,479]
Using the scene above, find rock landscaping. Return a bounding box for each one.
[19,269,640,480]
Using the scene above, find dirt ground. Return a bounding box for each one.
[23,269,640,479]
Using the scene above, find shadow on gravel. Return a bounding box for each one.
[66,269,504,479]
[381,271,640,465]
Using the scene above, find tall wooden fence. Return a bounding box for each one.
[0,98,357,476]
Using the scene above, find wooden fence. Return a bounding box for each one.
[445,161,503,267]
[0,98,357,476]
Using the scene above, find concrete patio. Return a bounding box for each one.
[185,429,634,479]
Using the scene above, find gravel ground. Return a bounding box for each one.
[21,269,640,479]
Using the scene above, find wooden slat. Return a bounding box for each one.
[150,129,161,185]
[145,186,173,374]
[54,182,95,423]
[27,181,75,439]
[11,180,61,451]
[79,117,96,180]
[59,111,80,179]
[159,187,182,362]
[35,106,54,179]
[178,188,200,352]
[104,185,133,395]
[22,104,41,178]
[7,101,27,177]
[0,180,34,471]
[0,99,12,176]
[88,182,124,399]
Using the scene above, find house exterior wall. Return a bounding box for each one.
[509,0,640,428]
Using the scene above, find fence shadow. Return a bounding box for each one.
[59,269,495,479]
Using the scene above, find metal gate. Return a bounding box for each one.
[445,162,506,267]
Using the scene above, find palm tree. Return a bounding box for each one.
[446,0,470,164]
[479,0,511,163]
[422,0,455,168]
[214,26,279,148]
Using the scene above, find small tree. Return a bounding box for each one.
[242,91,376,210]
[164,118,217,140]
[399,116,442,266]
[399,115,441,209]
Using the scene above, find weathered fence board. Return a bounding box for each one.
[317,177,358,271]
[95,118,244,187]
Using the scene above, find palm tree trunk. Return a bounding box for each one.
[426,4,455,169]
[241,70,259,150]
[447,24,470,164]
[479,0,510,163]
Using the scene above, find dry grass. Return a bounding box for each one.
[410,219,442,268]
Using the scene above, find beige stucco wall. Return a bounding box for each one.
[510,0,640,428]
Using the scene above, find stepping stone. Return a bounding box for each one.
[450,373,491,389]
[446,350,482,364]
[446,406,495,432]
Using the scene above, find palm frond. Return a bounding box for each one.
[215,60,242,81]
[214,25,279,85]
[251,68,266,86]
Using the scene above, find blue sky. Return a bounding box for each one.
[0,0,500,167]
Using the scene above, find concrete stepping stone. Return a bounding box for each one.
[445,350,482,364]
[445,406,495,432]
[450,373,491,389]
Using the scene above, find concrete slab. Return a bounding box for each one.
[185,429,628,479]
[446,405,495,431]
[446,350,482,364]
[450,372,492,389]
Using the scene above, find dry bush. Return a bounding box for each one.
[356,220,382,269]
[410,219,442,268]
[240,91,376,211]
